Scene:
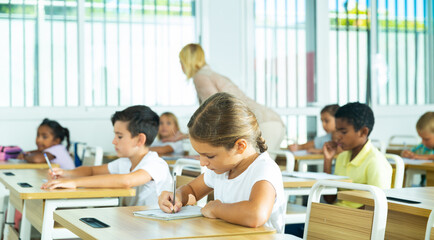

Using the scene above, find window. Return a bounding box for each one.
[254,0,317,144]
[0,0,197,107]
[328,0,434,105]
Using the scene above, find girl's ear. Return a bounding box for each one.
[53,137,61,145]
[234,139,248,154]
[137,133,147,146]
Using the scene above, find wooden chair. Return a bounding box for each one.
[385,153,404,189]
[292,180,388,240]
[388,135,419,148]
[172,158,207,207]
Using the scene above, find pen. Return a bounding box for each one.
[43,153,55,178]
[172,172,177,213]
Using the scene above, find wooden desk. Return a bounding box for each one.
[288,150,324,172]
[338,187,434,240]
[54,206,275,240]
[0,161,59,237]
[405,162,434,186]
[0,161,59,169]
[0,169,135,240]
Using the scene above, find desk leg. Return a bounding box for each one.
[19,200,31,240]
[0,184,9,236]
[3,199,15,238]
[426,170,434,187]
[299,163,308,172]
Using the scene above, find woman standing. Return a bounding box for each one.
[179,43,285,153]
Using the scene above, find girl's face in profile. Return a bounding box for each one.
[190,137,241,175]
[159,115,177,139]
[36,125,60,151]
[321,112,336,133]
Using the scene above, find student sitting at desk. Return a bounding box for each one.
[17,118,75,170]
[42,105,173,207]
[288,104,339,154]
[323,102,392,208]
[158,93,286,233]
[150,112,185,155]
[401,111,434,161]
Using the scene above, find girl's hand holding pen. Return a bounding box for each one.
[158,191,183,213]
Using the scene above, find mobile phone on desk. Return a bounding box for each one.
[80,218,110,228]
[17,182,32,188]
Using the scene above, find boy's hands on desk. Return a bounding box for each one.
[41,178,77,189]
[201,200,221,219]
[401,150,415,159]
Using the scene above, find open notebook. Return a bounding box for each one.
[282,171,348,180]
[133,205,202,220]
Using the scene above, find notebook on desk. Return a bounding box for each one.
[133,205,202,220]
[282,171,348,180]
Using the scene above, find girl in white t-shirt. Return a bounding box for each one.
[158,93,286,233]
[150,112,184,155]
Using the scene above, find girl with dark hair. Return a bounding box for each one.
[18,118,75,169]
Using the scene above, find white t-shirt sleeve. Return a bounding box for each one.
[107,158,124,174]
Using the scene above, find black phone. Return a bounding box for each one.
[4,172,14,176]
[79,218,110,228]
[387,196,421,204]
[17,182,32,188]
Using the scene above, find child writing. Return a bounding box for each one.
[158,93,286,233]
[401,111,434,160]
[323,102,392,208]
[17,118,75,170]
[288,104,339,153]
[150,112,184,155]
[42,105,173,207]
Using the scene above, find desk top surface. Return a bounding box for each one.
[0,160,59,169]
[0,169,135,200]
[282,175,351,188]
[338,187,434,217]
[54,206,275,240]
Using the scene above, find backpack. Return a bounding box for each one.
[0,146,23,161]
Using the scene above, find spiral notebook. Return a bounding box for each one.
[133,205,202,220]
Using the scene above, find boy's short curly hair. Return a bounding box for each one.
[111,105,160,146]
[416,112,434,133]
[335,102,375,136]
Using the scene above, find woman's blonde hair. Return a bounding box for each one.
[187,92,267,153]
[179,43,207,79]
[416,111,434,133]
[158,112,180,140]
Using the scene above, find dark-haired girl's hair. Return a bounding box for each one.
[187,92,267,153]
[39,118,71,150]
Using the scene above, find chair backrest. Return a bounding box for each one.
[82,146,104,166]
[173,158,207,207]
[268,150,295,172]
[371,139,386,154]
[303,180,388,240]
[172,158,205,176]
[385,153,404,189]
[388,135,419,148]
